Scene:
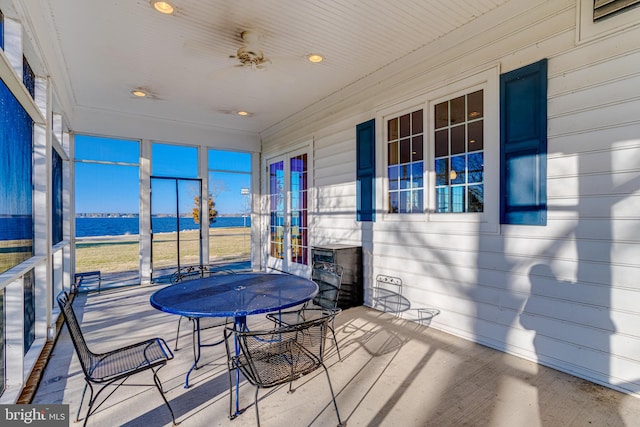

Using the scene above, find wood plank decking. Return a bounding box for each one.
[32,284,640,426]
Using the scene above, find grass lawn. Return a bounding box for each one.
[76,227,250,273]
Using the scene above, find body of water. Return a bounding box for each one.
[76,216,250,237]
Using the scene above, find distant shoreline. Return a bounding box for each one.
[75,226,247,241]
[75,216,250,238]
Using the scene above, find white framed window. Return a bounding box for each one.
[377,67,499,232]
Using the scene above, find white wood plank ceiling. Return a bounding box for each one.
[20,0,510,135]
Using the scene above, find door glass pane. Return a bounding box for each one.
[290,154,308,265]
[269,161,284,259]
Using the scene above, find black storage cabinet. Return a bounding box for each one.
[312,245,363,309]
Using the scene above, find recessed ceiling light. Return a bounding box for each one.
[151,1,174,14]
[132,89,147,97]
[237,111,250,116]
[307,54,324,63]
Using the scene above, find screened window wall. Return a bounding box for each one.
[0,67,35,398]
[0,24,69,401]
[208,149,252,265]
[74,136,140,287]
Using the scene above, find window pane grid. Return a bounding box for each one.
[434,90,484,213]
[387,109,423,213]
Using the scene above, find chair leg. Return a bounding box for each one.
[174,316,186,351]
[329,323,342,361]
[76,382,89,424]
[321,363,342,427]
[152,368,177,425]
[82,379,128,427]
[254,387,261,427]
[81,382,97,427]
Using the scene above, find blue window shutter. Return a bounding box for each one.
[356,119,375,222]
[500,59,547,225]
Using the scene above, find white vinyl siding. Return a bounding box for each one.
[260,0,640,398]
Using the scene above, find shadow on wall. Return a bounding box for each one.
[521,263,616,364]
[520,263,622,426]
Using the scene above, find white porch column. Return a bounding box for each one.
[199,146,209,265]
[139,139,152,284]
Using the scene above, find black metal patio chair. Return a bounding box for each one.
[266,261,344,360]
[56,291,176,427]
[224,313,342,426]
[172,265,234,387]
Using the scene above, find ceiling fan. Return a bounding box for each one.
[232,30,271,70]
[184,29,307,82]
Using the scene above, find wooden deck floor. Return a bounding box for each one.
[33,284,640,426]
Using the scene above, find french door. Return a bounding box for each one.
[266,150,310,276]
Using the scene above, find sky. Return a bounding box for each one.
[75,135,251,215]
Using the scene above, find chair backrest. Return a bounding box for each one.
[56,291,94,377]
[170,266,235,284]
[373,274,408,314]
[311,261,343,309]
[228,313,333,388]
[170,265,209,284]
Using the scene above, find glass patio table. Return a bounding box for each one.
[149,272,318,417]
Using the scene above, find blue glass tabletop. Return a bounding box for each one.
[149,272,318,318]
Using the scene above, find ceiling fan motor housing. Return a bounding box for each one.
[236,46,266,66]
